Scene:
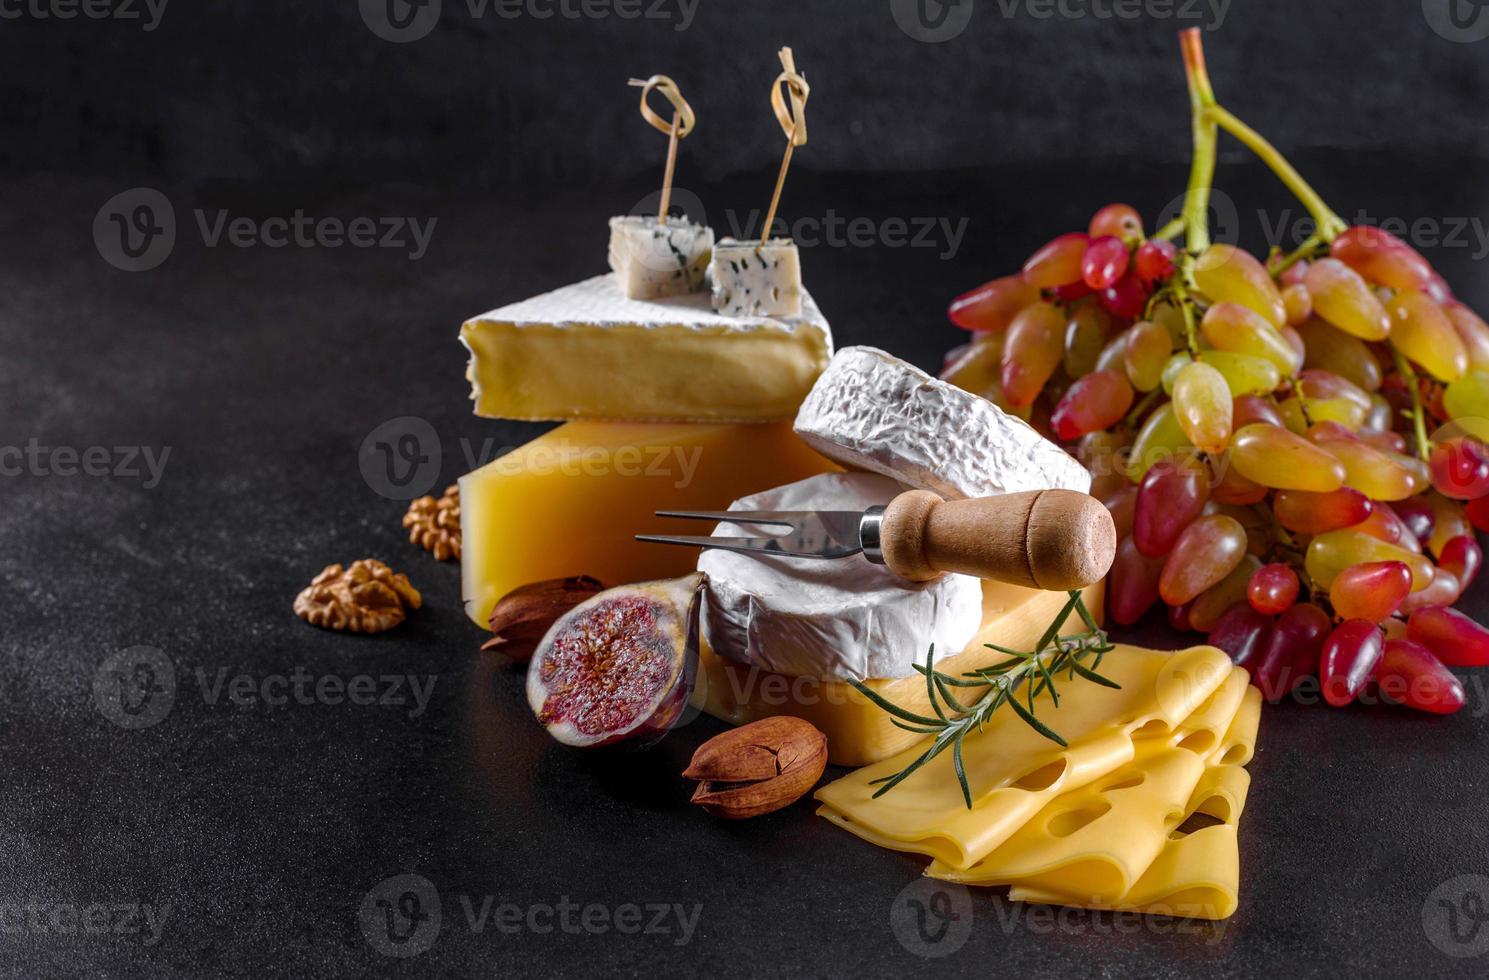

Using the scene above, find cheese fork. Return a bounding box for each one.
[638,488,1116,592]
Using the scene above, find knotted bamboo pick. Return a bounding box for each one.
[759,47,809,242]
[627,74,696,220]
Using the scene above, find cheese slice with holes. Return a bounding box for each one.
[814,645,1234,869]
[968,680,1260,921]
[925,668,1251,899]
[461,275,833,422]
[793,346,1090,499]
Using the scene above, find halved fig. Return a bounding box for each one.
[526,573,702,747]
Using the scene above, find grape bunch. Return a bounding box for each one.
[939,30,1489,716]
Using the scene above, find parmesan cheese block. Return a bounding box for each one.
[814,644,1234,869]
[793,346,1090,499]
[607,215,713,299]
[697,472,984,682]
[709,237,802,318]
[461,275,833,422]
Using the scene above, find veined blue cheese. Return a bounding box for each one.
[709,237,803,318]
[608,215,713,299]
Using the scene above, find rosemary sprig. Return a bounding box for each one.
[848,590,1117,810]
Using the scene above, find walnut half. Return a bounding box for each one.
[403,484,461,562]
[294,559,422,634]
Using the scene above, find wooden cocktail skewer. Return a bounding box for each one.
[759,47,809,242]
[628,74,696,220]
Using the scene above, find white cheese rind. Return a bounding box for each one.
[698,472,984,681]
[709,237,803,318]
[793,346,1090,500]
[607,215,714,299]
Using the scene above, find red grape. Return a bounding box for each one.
[1209,602,1273,670]
[1252,602,1332,701]
[1088,203,1143,242]
[1133,457,1210,557]
[1023,232,1088,289]
[1320,619,1385,707]
[947,275,1040,332]
[1439,535,1482,590]
[1328,560,1412,622]
[1429,437,1489,500]
[1108,535,1165,626]
[1407,606,1489,667]
[1081,235,1130,291]
[1375,638,1466,714]
[1273,487,1373,535]
[1099,270,1149,320]
[1248,563,1299,615]
[1134,239,1177,286]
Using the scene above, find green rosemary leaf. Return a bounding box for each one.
[869,732,958,798]
[933,674,974,714]
[1007,693,1068,746]
[1072,590,1102,633]
[921,644,948,723]
[1068,658,1122,689]
[1035,655,1060,707]
[1034,594,1080,655]
[890,718,947,735]
[847,679,944,727]
[952,734,972,810]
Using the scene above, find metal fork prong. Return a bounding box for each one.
[634,534,835,559]
[653,510,798,527]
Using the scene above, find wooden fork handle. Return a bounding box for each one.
[875,489,1116,591]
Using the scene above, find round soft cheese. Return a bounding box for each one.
[793,346,1090,500]
[698,472,984,681]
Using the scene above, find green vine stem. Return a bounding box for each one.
[1179,29,1347,250]
[1392,348,1434,460]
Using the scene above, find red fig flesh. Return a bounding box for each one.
[526,573,702,747]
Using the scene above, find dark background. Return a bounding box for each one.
[4,1,1489,977]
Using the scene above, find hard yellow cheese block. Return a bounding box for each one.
[693,580,1103,767]
[814,645,1235,869]
[459,421,831,627]
[460,275,833,422]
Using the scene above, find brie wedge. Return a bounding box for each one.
[793,346,1090,499]
[461,274,833,422]
[697,472,984,681]
[608,215,713,299]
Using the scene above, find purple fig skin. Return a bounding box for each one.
[527,573,703,748]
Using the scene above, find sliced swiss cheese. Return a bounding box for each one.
[814,644,1234,869]
[698,472,984,681]
[461,275,833,422]
[925,668,1251,898]
[793,346,1090,499]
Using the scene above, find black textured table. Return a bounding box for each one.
[5,155,1489,978]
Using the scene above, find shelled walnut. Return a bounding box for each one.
[293,559,421,634]
[403,484,461,561]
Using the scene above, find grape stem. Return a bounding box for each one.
[1392,348,1434,461]
[1269,233,1328,280]
[1178,29,1346,249]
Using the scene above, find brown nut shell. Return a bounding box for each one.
[684,717,828,819]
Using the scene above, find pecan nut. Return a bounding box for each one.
[403,484,461,562]
[481,575,605,660]
[294,559,421,634]
[684,716,829,819]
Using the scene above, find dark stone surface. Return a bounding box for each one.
[5,4,1489,966]
[5,153,1489,977]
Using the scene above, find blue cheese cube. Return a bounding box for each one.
[607,215,713,300]
[709,237,802,318]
